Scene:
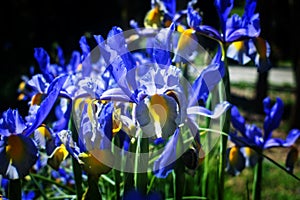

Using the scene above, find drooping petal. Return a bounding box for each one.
[153,128,180,178]
[226,40,252,65]
[240,147,258,167]
[136,94,179,139]
[285,145,298,173]
[47,144,69,170]
[253,37,272,73]
[0,134,38,179]
[264,129,300,149]
[225,146,245,176]
[187,101,231,119]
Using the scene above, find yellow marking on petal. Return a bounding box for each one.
[149,94,169,125]
[232,41,244,51]
[177,29,195,51]
[77,63,83,71]
[112,108,122,135]
[79,149,113,176]
[36,125,52,140]
[18,81,26,91]
[31,93,43,105]
[229,146,239,166]
[17,93,26,101]
[243,147,253,157]
[144,6,162,28]
[177,25,185,33]
[47,144,69,170]
[6,135,24,163]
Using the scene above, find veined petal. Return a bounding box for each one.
[187,101,231,119]
[23,75,68,137]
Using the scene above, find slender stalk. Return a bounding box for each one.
[8,179,21,200]
[201,94,212,197]
[135,132,149,195]
[123,139,136,194]
[82,175,102,200]
[113,135,121,200]
[29,173,48,199]
[252,155,263,200]
[218,43,231,200]
[69,115,84,199]
[174,162,185,200]
[30,173,76,193]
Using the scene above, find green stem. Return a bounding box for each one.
[113,135,121,200]
[218,43,231,200]
[30,173,76,193]
[135,133,149,195]
[174,162,185,200]
[124,139,136,194]
[82,175,102,200]
[9,179,21,200]
[201,94,212,197]
[252,155,263,200]
[29,173,48,199]
[69,115,84,199]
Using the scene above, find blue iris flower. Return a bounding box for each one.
[227,97,300,175]
[92,26,230,178]
[0,109,38,179]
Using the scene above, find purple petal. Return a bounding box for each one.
[263,97,283,140]
[153,129,179,178]
[231,106,246,135]
[23,75,68,136]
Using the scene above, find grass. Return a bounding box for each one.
[224,157,300,200]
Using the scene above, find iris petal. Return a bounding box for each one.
[187,101,231,119]
[153,128,180,178]
[1,134,38,179]
[263,97,283,141]
[23,74,68,136]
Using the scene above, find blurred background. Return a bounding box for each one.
[0,0,299,129]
